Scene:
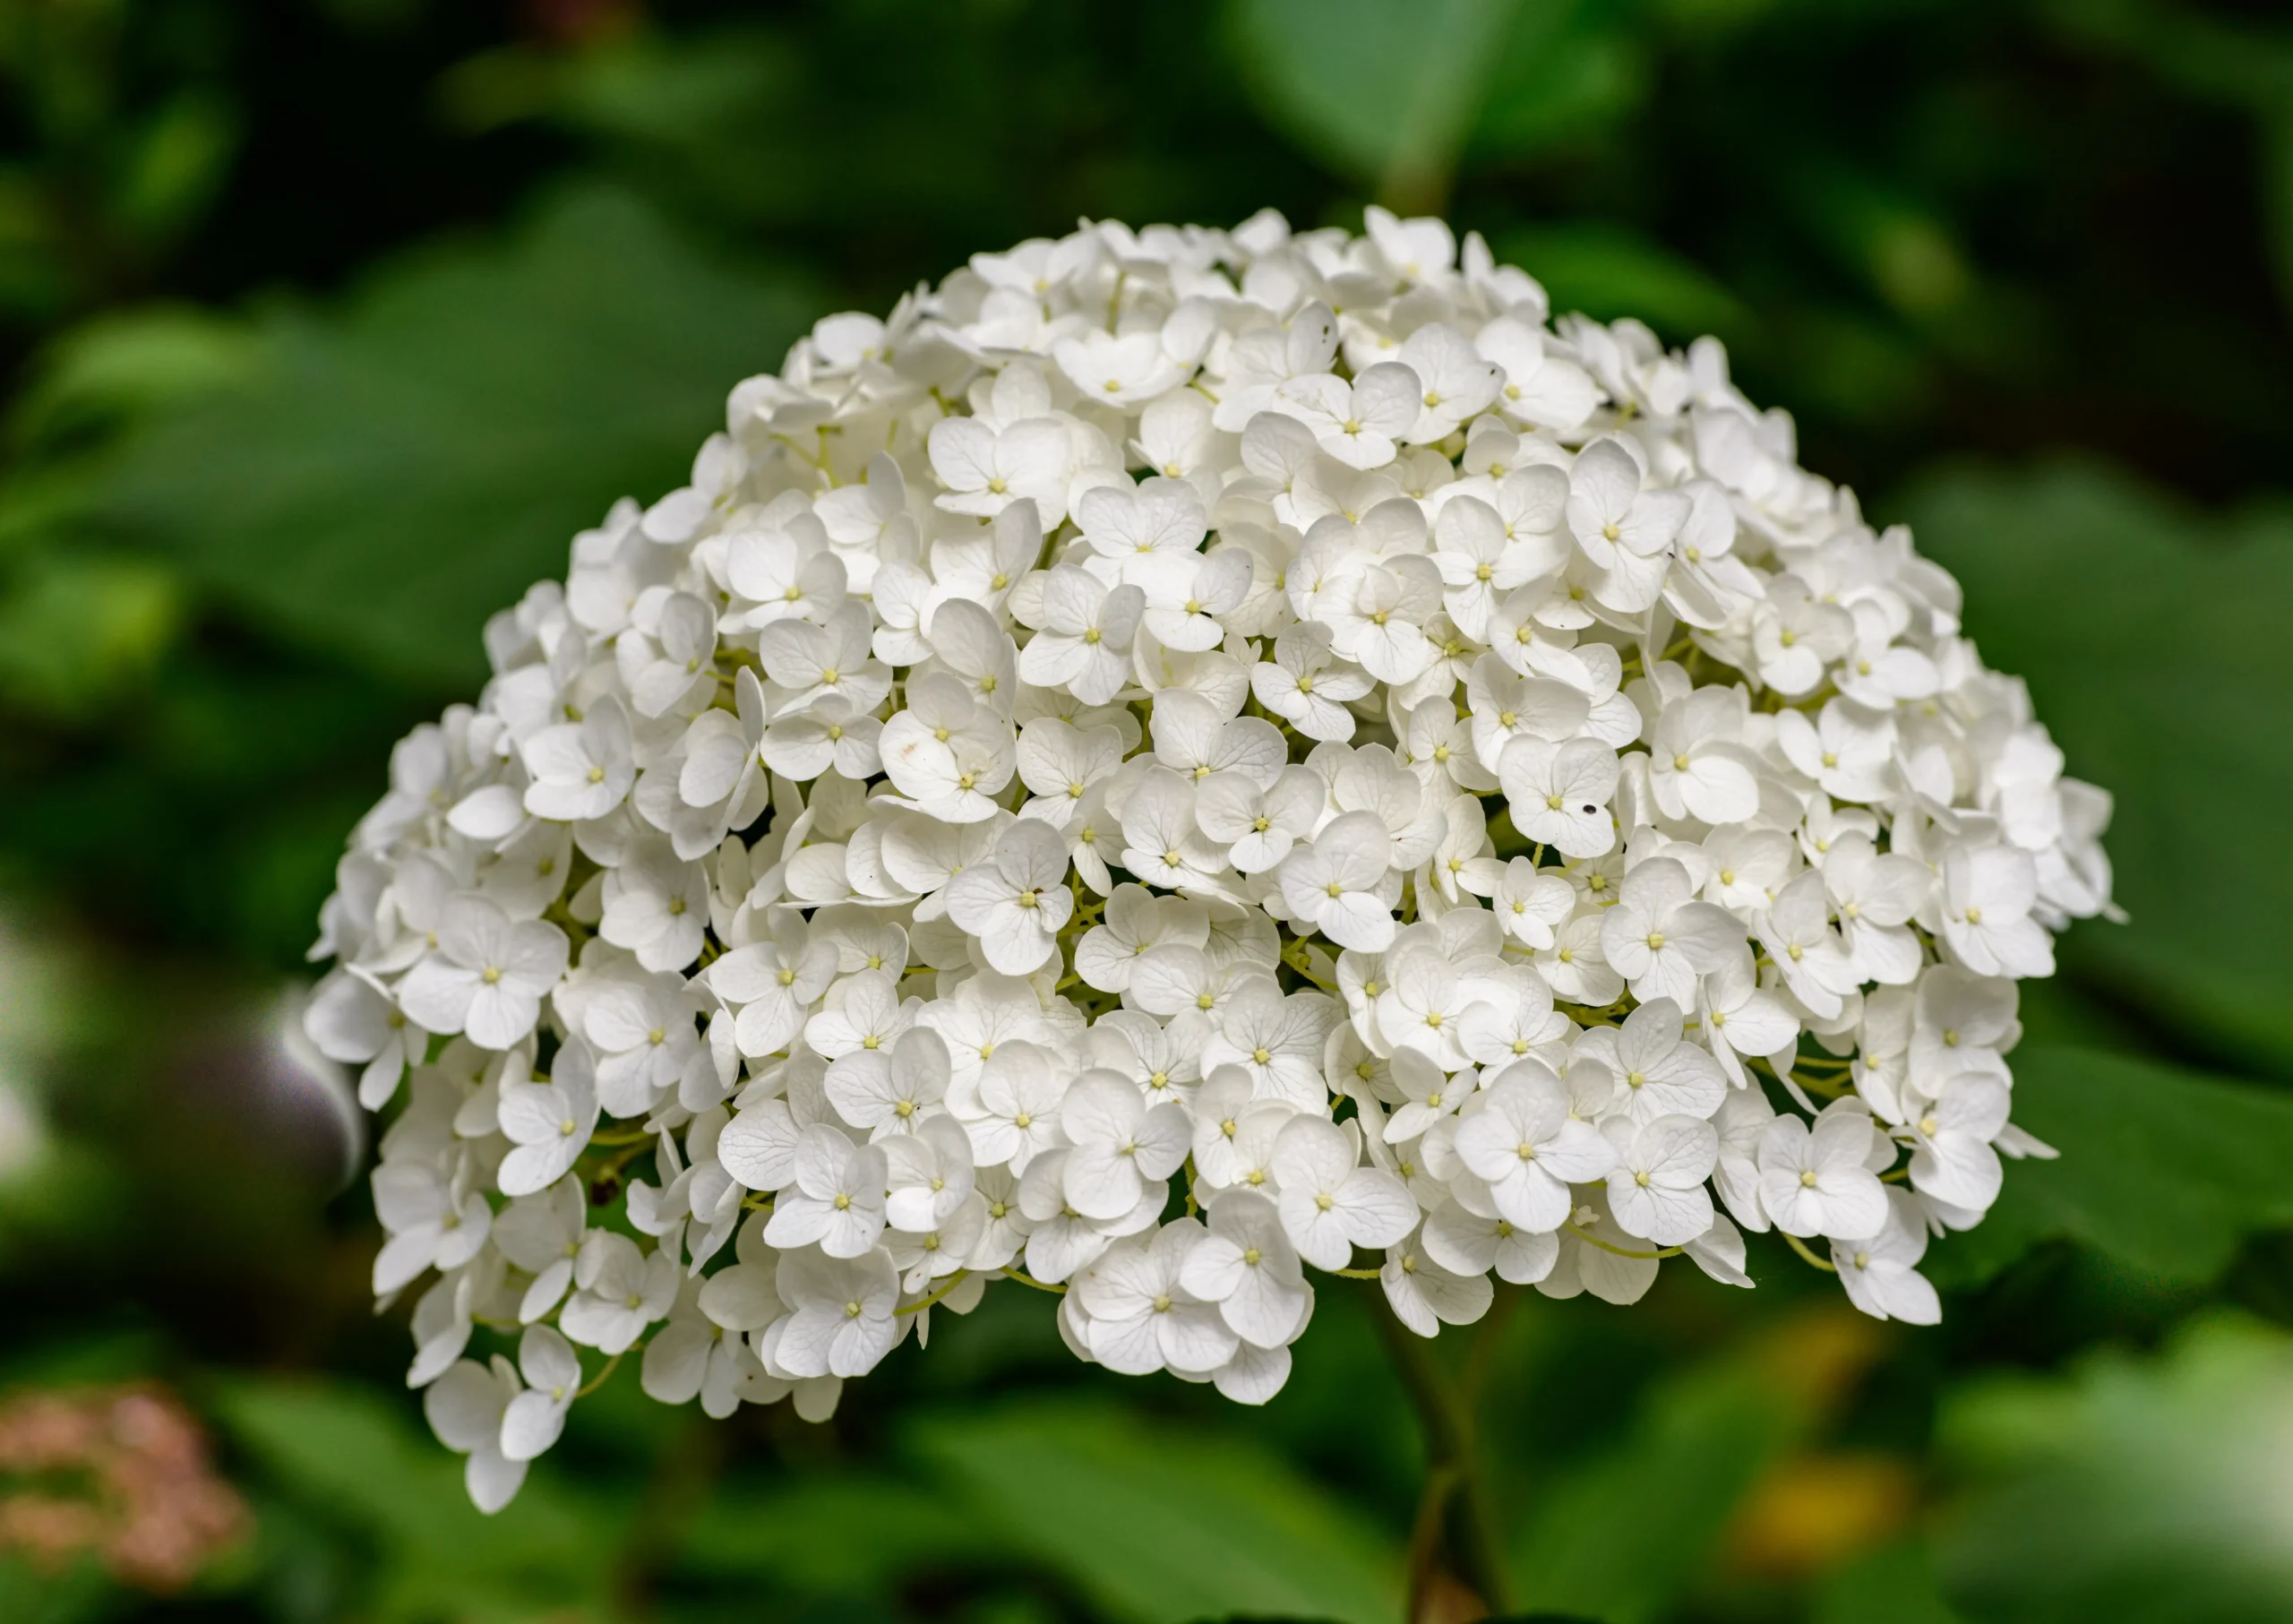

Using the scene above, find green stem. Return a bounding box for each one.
[1782,1231,1839,1273]
[1370,1290,1512,1620]
[897,1269,970,1315]
[575,1349,626,1398]
[996,1267,1068,1295]
[1563,1223,1683,1261]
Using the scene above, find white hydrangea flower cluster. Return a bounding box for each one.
[303,208,2114,1511]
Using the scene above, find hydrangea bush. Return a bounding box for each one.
[304,208,2114,1512]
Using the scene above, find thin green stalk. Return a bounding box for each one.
[1370,1290,1512,1620]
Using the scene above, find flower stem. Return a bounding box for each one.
[1782,1231,1839,1273]
[575,1350,625,1399]
[897,1269,970,1315]
[1371,1290,1512,1622]
[995,1267,1067,1294]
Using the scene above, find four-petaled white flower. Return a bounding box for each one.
[1604,1115,1720,1245]
[1078,1220,1237,1376]
[771,1248,901,1378]
[1498,737,1619,859]
[1280,812,1397,952]
[1181,1190,1311,1348]
[521,697,635,822]
[1251,622,1373,741]
[499,1324,583,1464]
[1274,363,1422,469]
[1454,1062,1618,1232]
[1270,1116,1418,1269]
[1757,1107,1890,1241]
[496,1042,601,1198]
[944,820,1075,975]
[1833,1189,1942,1325]
[1602,859,1740,1008]
[1016,567,1145,706]
[766,1125,890,1258]
[398,895,569,1051]
[1060,1073,1190,1221]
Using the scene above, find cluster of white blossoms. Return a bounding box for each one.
[303,208,2114,1510]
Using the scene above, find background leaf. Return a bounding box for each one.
[1936,1315,2293,1624]
[212,1377,624,1620]
[1226,0,1522,202]
[907,1401,1403,1624]
[1507,1336,1820,1623]
[671,1475,979,1598]
[1224,0,1642,207]
[1921,1045,2293,1289]
[95,185,816,690]
[1907,460,2293,1078]
[1810,1542,1965,1624]
[1496,224,1750,342]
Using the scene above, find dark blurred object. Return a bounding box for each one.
[259,986,363,1193]
[520,0,639,50]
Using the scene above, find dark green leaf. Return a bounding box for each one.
[1811,1542,1966,1624]
[1493,224,1750,344]
[0,554,178,718]
[1227,0,1523,197]
[211,1377,624,1620]
[1507,1356,1796,1624]
[0,1556,115,1624]
[673,1475,978,1596]
[1924,1045,2293,1289]
[1468,6,1648,165]
[99,185,817,689]
[8,307,258,453]
[1904,460,2293,1078]
[1936,1315,2293,1623]
[1224,0,1642,202]
[907,1400,1402,1624]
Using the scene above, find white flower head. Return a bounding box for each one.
[310,211,2110,1506]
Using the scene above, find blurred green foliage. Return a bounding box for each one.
[1906,463,2293,1079]
[100,185,816,686]
[1921,1045,2293,1289]
[2,1,2292,1622]
[1937,1314,2293,1622]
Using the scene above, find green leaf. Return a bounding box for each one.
[1468,7,1649,166]
[211,1376,624,1621]
[1922,1045,2293,1289]
[1508,1357,1795,1624]
[1224,0,1643,203]
[8,306,258,453]
[0,309,258,564]
[1936,1314,2293,1623]
[1810,1542,1965,1624]
[97,185,818,689]
[1227,0,1520,198]
[1491,224,1750,345]
[0,1556,115,1624]
[672,1475,978,1596]
[0,554,179,718]
[1902,460,2293,1078]
[907,1400,1402,1624]
[2268,107,2293,315]
[116,89,240,246]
